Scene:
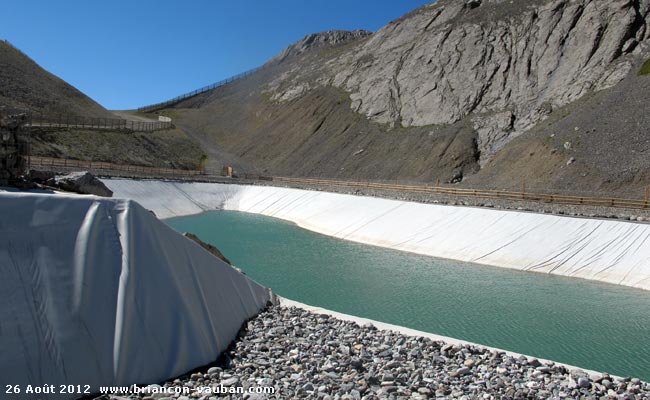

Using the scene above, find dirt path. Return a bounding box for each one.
[174,121,257,175]
[111,110,159,122]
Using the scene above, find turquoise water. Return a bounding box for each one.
[167,211,650,380]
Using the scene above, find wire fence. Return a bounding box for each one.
[27,113,173,132]
[26,155,650,210]
[137,65,266,113]
[30,156,203,177]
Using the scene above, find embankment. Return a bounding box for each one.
[105,179,650,291]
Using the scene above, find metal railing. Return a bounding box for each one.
[137,65,265,113]
[27,113,173,132]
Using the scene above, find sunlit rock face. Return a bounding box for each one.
[272,0,650,164]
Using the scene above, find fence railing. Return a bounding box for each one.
[27,113,173,132]
[137,65,265,113]
[270,176,650,210]
[30,156,203,177]
[26,157,650,210]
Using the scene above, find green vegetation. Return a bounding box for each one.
[30,127,204,170]
[638,59,650,76]
[198,154,208,171]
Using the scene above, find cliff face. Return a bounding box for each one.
[342,0,648,163]
[273,0,650,164]
[356,0,648,163]
[271,30,372,64]
[171,0,650,196]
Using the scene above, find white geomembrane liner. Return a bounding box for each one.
[0,191,270,398]
[105,179,650,291]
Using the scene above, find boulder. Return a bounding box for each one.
[184,232,233,265]
[27,169,56,184]
[55,171,113,197]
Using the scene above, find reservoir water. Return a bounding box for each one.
[167,210,650,380]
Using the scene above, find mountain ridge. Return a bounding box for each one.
[164,0,650,196]
[0,40,114,118]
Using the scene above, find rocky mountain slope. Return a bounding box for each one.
[0,40,114,118]
[271,30,372,63]
[330,0,648,163]
[167,0,650,196]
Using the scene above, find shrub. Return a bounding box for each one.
[638,59,650,76]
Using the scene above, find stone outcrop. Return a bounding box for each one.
[54,171,113,197]
[27,169,56,184]
[271,30,372,64]
[269,0,650,164]
[184,232,233,265]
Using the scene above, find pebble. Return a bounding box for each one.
[113,305,650,399]
[578,376,591,389]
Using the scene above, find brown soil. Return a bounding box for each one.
[29,127,205,170]
[0,41,114,118]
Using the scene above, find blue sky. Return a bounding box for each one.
[1,0,433,110]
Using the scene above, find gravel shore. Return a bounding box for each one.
[111,305,649,400]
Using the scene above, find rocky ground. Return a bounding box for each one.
[107,305,649,399]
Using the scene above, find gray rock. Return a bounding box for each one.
[184,232,232,265]
[271,30,372,64]
[27,169,56,184]
[453,367,471,377]
[135,304,648,400]
[54,171,113,197]
[270,0,648,164]
[578,376,591,389]
[221,376,239,386]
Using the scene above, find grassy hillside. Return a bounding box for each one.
[0,41,205,170]
[30,127,205,170]
[0,40,113,118]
